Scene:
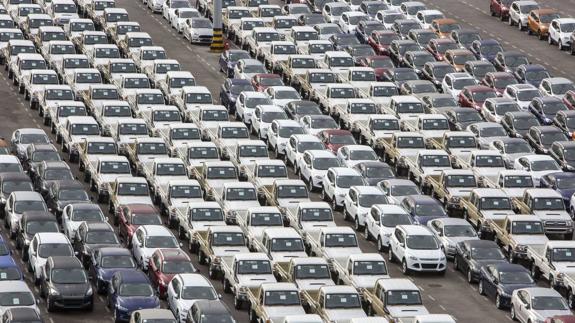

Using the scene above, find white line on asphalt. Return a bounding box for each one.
[428,295,436,301]
[439,305,447,311]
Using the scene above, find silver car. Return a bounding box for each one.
[511,287,571,323]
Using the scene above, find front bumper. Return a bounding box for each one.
[406,258,446,272]
[49,294,93,309]
[190,34,213,43]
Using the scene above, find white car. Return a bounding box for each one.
[427,218,478,258]
[337,11,368,34]
[234,91,272,124]
[376,179,421,205]
[343,185,387,230]
[61,203,106,240]
[298,150,339,192]
[148,0,167,13]
[480,97,521,123]
[336,145,378,168]
[321,167,365,210]
[548,18,575,50]
[539,77,575,99]
[514,155,562,186]
[167,273,219,322]
[299,115,339,136]
[162,0,191,20]
[233,59,267,80]
[511,287,571,323]
[27,232,74,283]
[365,204,413,251]
[399,1,426,20]
[415,9,444,29]
[0,281,40,316]
[131,225,181,270]
[170,8,201,33]
[442,72,478,100]
[264,86,301,108]
[250,105,288,140]
[266,119,306,158]
[508,0,539,30]
[502,84,541,110]
[285,134,325,172]
[322,3,352,23]
[9,128,50,160]
[4,191,47,239]
[183,18,213,44]
[375,9,405,29]
[389,225,447,275]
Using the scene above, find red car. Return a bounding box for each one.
[117,204,162,246]
[546,316,575,323]
[148,248,196,299]
[358,56,395,81]
[481,71,518,96]
[368,30,399,56]
[458,85,498,111]
[317,129,357,153]
[251,74,284,92]
[490,0,513,20]
[426,38,459,61]
[564,90,575,110]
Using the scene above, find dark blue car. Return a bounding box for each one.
[219,78,255,112]
[218,49,251,78]
[107,269,160,322]
[540,172,575,208]
[478,263,536,309]
[0,256,23,281]
[399,195,448,225]
[90,247,137,294]
[528,96,568,125]
[470,39,503,63]
[513,64,550,87]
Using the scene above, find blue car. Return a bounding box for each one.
[107,269,160,322]
[0,237,12,263]
[219,78,255,112]
[90,247,137,294]
[399,195,447,225]
[0,256,23,281]
[478,263,536,309]
[528,96,568,125]
[540,172,575,207]
[513,64,550,87]
[470,39,503,63]
[218,49,251,78]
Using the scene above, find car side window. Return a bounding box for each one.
[172,278,180,296]
[370,208,380,222]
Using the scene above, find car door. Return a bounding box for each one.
[345,188,357,217]
[28,235,38,270]
[484,266,498,298]
[390,228,401,257]
[148,253,162,288]
[515,290,530,322]
[167,276,180,312]
[395,230,406,260]
[108,275,120,306]
[132,229,144,262]
[367,208,380,238]
[324,170,335,198]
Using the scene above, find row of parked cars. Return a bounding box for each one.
[489,0,575,54]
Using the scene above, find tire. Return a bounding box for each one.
[467,269,475,283]
[307,177,314,192]
[510,305,518,321]
[198,250,206,265]
[401,259,410,275]
[495,293,504,309]
[568,289,575,309]
[208,265,218,280]
[478,279,485,295]
[530,262,540,279]
[453,256,459,271]
[364,226,372,241]
[378,237,388,252]
[388,247,395,263]
[331,197,339,211]
[559,40,565,50]
[508,17,514,26]
[538,31,545,40]
[354,216,363,231]
[234,296,243,310]
[47,298,56,312]
[549,35,554,45]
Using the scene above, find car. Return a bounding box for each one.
[427,218,478,259]
[388,39,420,66]
[563,90,575,110]
[540,172,575,206]
[508,0,540,30]
[170,8,201,33]
[131,225,181,271]
[402,51,436,77]
[9,128,50,160]
[481,71,519,96]
[529,96,568,125]
[494,51,530,73]
[251,74,283,92]
[511,287,571,322]
[450,29,482,50]
[420,93,458,112]
[376,179,421,205]
[0,173,33,215]
[352,161,395,186]
[444,49,476,72]
[32,161,74,196]
[0,281,39,316]
[23,144,61,172]
[317,129,356,154]
[367,30,399,56]
[526,126,568,154]
[526,9,559,40]
[514,155,563,185]
[407,29,438,49]
[107,269,160,322]
[4,191,47,239]
[285,101,322,121]
[539,77,575,100]
[129,309,176,323]
[441,72,478,99]
[40,256,93,312]
[554,110,575,137]
[426,38,459,61]
[328,33,360,51]
[445,108,485,131]
[167,273,219,322]
[466,122,510,149]
[489,137,535,167]
[264,86,301,108]
[470,39,503,63]
[400,195,447,225]
[218,50,251,78]
[15,211,58,259]
[421,62,456,89]
[219,78,255,111]
[381,67,420,87]
[233,59,267,81]
[300,115,339,137]
[337,11,368,34]
[45,180,90,219]
[458,85,498,111]
[514,64,550,87]
[73,222,121,267]
[502,83,541,110]
[321,167,365,210]
[431,18,461,38]
[464,60,497,81]
[89,247,136,294]
[185,300,234,323]
[364,204,413,251]
[490,0,513,20]
[503,110,542,138]
[27,232,74,284]
[415,9,444,29]
[389,224,447,275]
[148,248,196,299]
[342,185,387,229]
[62,203,106,240]
[480,97,521,123]
[117,204,162,246]
[399,1,426,20]
[336,145,378,168]
[548,18,575,50]
[1,308,43,323]
[454,240,508,283]
[479,263,537,309]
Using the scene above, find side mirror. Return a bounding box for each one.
[525,303,530,309]
[400,242,405,248]
[218,294,222,299]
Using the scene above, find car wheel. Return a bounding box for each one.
[234,296,243,310]
[510,305,517,321]
[223,279,231,293]
[559,40,564,50]
[354,216,363,231]
[47,298,55,312]
[538,31,545,40]
[453,256,459,270]
[331,197,339,211]
[467,269,474,283]
[208,265,218,280]
[530,262,540,279]
[401,259,410,275]
[388,247,395,263]
[495,293,503,309]
[568,289,575,309]
[378,237,388,252]
[320,189,327,201]
[508,17,514,26]
[549,35,554,45]
[113,309,120,323]
[307,177,314,192]
[478,279,485,295]
[364,226,371,241]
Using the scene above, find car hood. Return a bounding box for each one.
[509,234,549,247]
[53,283,90,296]
[480,210,515,221]
[211,245,250,257]
[386,305,429,319]
[295,278,335,291]
[532,210,571,221]
[323,308,367,322]
[265,306,307,323]
[237,274,277,288]
[118,295,159,310]
[350,275,390,289]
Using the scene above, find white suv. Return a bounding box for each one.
[27,232,74,283]
[389,225,447,275]
[548,18,575,50]
[343,185,387,230]
[321,167,365,210]
[364,204,414,252]
[131,225,181,270]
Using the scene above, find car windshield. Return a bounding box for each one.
[118,183,149,196]
[119,123,148,135]
[250,212,283,226]
[533,197,564,210]
[0,292,35,306]
[257,78,283,87]
[444,224,476,237]
[471,247,505,260]
[499,271,533,284]
[236,260,272,274]
[421,154,451,167]
[336,175,364,188]
[531,160,561,171]
[156,63,180,74]
[387,290,422,305]
[494,102,520,115]
[515,89,539,101]
[513,117,540,130]
[505,55,529,69]
[3,181,33,194]
[309,43,334,53]
[100,161,130,174]
[446,135,476,148]
[156,163,186,176]
[391,184,420,196]
[353,260,387,275]
[86,231,118,244]
[479,197,510,211]
[169,185,201,199]
[311,118,338,130]
[226,187,256,201]
[395,102,424,114]
[220,127,249,138]
[71,209,104,221]
[212,232,245,246]
[182,286,217,300]
[26,220,58,235]
[358,194,387,207]
[145,236,178,248]
[309,72,336,83]
[475,155,505,167]
[101,255,135,268]
[191,19,212,28]
[162,260,195,274]
[472,90,497,102]
[324,233,357,247]
[200,109,227,121]
[119,283,153,297]
[414,203,445,217]
[379,213,411,227]
[59,189,89,201]
[0,163,21,173]
[406,235,438,250]
[552,248,575,262]
[512,220,545,235]
[365,166,395,179]
[453,78,478,90]
[301,208,333,222]
[297,141,324,153]
[531,296,569,310]
[324,293,361,309]
[556,177,575,189]
[76,72,102,83]
[52,268,87,284]
[551,83,575,95]
[525,70,549,82]
[0,267,22,280]
[188,147,219,159]
[138,143,167,155]
[71,123,99,135]
[295,264,330,279]
[313,157,340,170]
[103,105,131,117]
[190,207,224,222]
[14,200,46,213]
[45,89,74,100]
[504,175,533,188]
[480,43,502,56]
[274,90,300,100]
[480,126,507,137]
[256,165,287,178]
[262,111,288,123]
[445,175,476,187]
[277,185,307,199]
[542,102,567,116]
[38,243,73,258]
[350,150,378,161]
[271,238,305,252]
[207,167,236,179]
[20,133,49,144]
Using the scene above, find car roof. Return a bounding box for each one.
[399,224,433,235]
[99,247,132,256]
[0,280,32,292]
[21,211,55,221]
[4,308,41,320]
[117,269,149,283]
[49,256,83,268]
[178,273,212,287]
[491,263,528,272]
[0,172,31,181]
[11,191,43,200]
[131,309,175,320]
[141,225,173,236]
[158,248,190,261]
[376,278,418,290]
[193,300,230,314]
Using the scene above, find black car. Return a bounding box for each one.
[16,211,59,260]
[298,13,326,26]
[454,240,508,283]
[32,161,74,196]
[353,161,395,186]
[464,60,497,81]
[381,67,420,87]
[391,19,421,39]
[45,180,90,219]
[73,222,121,268]
[402,51,436,76]
[493,51,530,73]
[1,308,44,323]
[549,141,575,172]
[554,110,575,136]
[501,111,541,138]
[421,62,455,88]
[0,172,33,215]
[399,195,447,224]
[445,107,485,131]
[450,29,482,49]
[478,263,536,309]
[40,256,93,312]
[23,143,61,172]
[219,79,254,112]
[285,101,323,120]
[419,93,458,113]
[344,44,376,65]
[526,125,568,154]
[388,39,420,66]
[186,300,234,323]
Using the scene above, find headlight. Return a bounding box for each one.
[497,288,510,297]
[440,255,446,260]
[408,255,418,261]
[86,287,93,296]
[49,287,60,295]
[116,304,129,311]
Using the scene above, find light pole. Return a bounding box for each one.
[210,0,224,52]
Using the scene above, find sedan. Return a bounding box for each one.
[454,240,508,283]
[479,263,536,309]
[89,247,136,294]
[458,85,498,111]
[107,270,160,322]
[511,288,571,323]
